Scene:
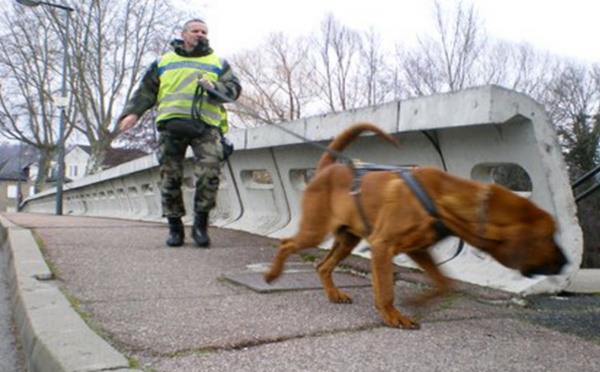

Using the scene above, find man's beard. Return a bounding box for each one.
[190,38,210,54]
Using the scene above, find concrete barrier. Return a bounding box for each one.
[20,85,582,294]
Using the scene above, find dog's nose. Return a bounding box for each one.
[522,253,568,278]
[556,246,568,271]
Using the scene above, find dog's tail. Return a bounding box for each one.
[316,122,399,171]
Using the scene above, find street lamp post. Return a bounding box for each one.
[16,0,74,215]
[16,140,23,211]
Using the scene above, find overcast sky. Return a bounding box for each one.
[172,0,599,63]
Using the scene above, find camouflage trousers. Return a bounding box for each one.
[158,125,224,218]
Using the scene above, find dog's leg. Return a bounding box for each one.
[316,229,361,303]
[265,231,327,283]
[264,238,296,283]
[266,187,332,283]
[405,250,452,306]
[371,243,420,329]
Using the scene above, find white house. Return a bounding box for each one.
[65,145,90,181]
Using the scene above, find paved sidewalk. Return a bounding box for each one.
[3,212,600,372]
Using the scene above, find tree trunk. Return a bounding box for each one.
[35,148,54,193]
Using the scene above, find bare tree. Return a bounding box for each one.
[397,0,485,96]
[231,32,316,126]
[0,0,185,185]
[69,0,181,174]
[547,62,600,177]
[229,14,395,126]
[313,13,362,111]
[480,40,559,100]
[358,28,396,106]
[0,4,76,191]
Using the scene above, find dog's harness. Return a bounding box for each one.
[350,164,452,240]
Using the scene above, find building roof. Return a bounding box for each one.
[0,144,36,181]
[103,147,148,167]
[0,157,29,181]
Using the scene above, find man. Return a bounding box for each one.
[118,19,241,248]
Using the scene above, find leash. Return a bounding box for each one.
[420,130,448,171]
[202,83,464,266]
[418,130,465,266]
[197,84,357,167]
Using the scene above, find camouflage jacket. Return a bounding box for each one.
[118,39,242,123]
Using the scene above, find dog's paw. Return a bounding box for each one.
[264,269,280,283]
[398,316,421,330]
[382,309,421,330]
[390,316,421,330]
[328,290,353,304]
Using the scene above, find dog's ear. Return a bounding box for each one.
[484,227,531,272]
[491,222,566,277]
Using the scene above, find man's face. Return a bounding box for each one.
[182,22,208,50]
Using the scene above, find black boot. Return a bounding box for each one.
[166,217,184,247]
[192,212,210,248]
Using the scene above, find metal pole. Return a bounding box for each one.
[575,181,600,203]
[55,10,69,215]
[16,141,23,211]
[571,164,600,189]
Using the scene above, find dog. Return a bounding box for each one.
[264,122,568,329]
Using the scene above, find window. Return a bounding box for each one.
[69,165,78,178]
[7,185,18,199]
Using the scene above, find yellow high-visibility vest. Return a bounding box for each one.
[156,52,224,130]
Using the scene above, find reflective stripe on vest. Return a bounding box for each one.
[156,52,224,127]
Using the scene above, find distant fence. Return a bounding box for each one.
[21,85,583,295]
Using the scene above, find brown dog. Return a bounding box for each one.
[265,123,567,329]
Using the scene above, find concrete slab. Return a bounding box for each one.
[86,288,382,354]
[222,270,371,293]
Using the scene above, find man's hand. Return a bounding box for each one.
[118,114,139,132]
[197,76,215,90]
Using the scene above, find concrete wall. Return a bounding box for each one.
[20,86,583,295]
